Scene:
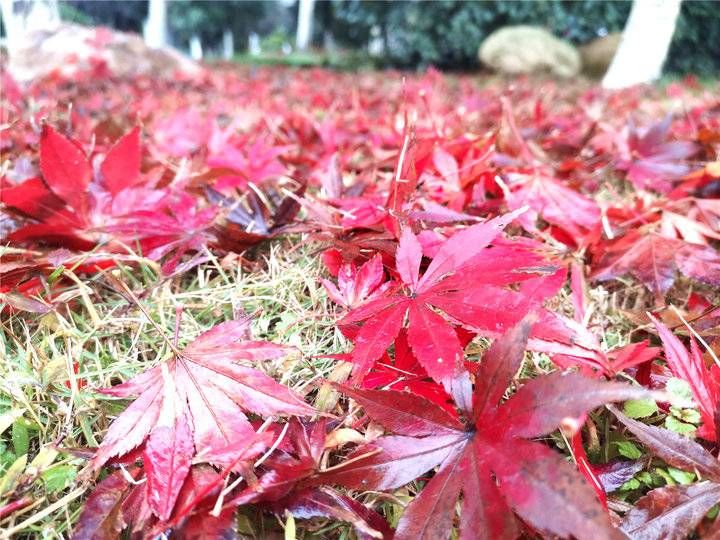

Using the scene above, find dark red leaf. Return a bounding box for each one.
[490,439,623,540]
[593,458,646,494]
[621,482,720,540]
[472,314,534,420]
[336,385,464,436]
[611,406,720,482]
[93,319,313,470]
[650,314,718,441]
[143,413,194,520]
[72,469,137,540]
[494,372,651,439]
[282,487,393,540]
[325,325,643,539]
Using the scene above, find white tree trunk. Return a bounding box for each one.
[248,32,261,56]
[189,34,203,60]
[144,0,168,49]
[296,0,315,51]
[222,29,234,60]
[603,0,682,89]
[1,0,60,55]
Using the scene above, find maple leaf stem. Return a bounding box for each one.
[119,464,147,485]
[211,476,232,518]
[319,447,384,474]
[668,306,720,368]
[253,420,289,469]
[501,97,535,165]
[210,423,291,517]
[174,305,183,347]
[390,133,411,213]
[115,278,183,356]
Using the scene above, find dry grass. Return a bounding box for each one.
[0,238,352,538]
[1,227,711,537]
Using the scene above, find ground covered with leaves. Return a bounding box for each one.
[1,63,719,539]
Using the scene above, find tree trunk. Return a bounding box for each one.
[296,0,315,51]
[144,0,168,49]
[1,0,60,55]
[222,29,234,60]
[603,0,682,89]
[190,34,203,61]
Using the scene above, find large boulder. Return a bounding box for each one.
[478,26,581,78]
[580,32,622,78]
[8,23,202,83]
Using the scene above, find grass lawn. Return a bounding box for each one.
[1,64,719,538]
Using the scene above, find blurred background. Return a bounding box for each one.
[0,0,718,76]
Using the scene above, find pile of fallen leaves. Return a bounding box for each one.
[1,55,720,539]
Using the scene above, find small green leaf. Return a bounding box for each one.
[667,467,695,485]
[656,468,676,486]
[48,265,65,283]
[0,454,27,495]
[615,440,642,459]
[666,378,694,404]
[12,420,29,456]
[42,465,77,493]
[637,471,654,485]
[623,399,658,419]
[620,478,640,491]
[665,415,697,435]
[669,406,701,424]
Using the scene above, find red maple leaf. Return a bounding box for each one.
[617,116,698,193]
[500,171,600,247]
[227,419,393,540]
[91,318,314,520]
[73,463,250,539]
[360,327,461,412]
[649,315,720,441]
[339,209,568,387]
[1,125,225,273]
[321,253,392,309]
[611,406,720,538]
[207,129,290,192]
[319,320,649,539]
[1,125,156,249]
[592,231,720,301]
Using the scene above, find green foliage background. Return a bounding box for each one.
[58,0,720,77]
[665,0,720,76]
[329,0,631,69]
[328,0,719,76]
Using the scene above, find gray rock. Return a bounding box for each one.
[479,25,581,78]
[8,23,202,83]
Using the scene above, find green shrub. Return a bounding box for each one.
[666,1,720,76]
[328,0,719,76]
[329,0,631,69]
